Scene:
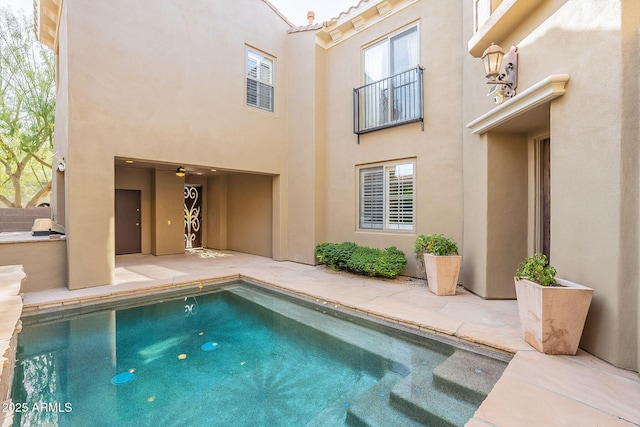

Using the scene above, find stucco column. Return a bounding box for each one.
[463,132,528,298]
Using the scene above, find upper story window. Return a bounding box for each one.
[246,49,274,112]
[358,160,415,231]
[354,25,423,135]
[474,0,493,32]
[363,25,418,84]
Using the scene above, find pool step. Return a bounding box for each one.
[389,362,478,427]
[345,372,424,427]
[432,350,507,406]
[305,375,380,427]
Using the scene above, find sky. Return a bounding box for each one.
[0,0,360,26]
[268,0,359,25]
[0,0,28,11]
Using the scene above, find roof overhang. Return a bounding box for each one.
[467,74,570,134]
[37,0,62,52]
[316,0,417,49]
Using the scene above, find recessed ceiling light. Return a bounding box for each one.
[196,172,203,175]
[210,169,217,172]
[125,160,134,164]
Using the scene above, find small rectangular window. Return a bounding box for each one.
[246,49,274,112]
[358,161,415,231]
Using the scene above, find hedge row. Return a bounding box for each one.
[315,242,407,279]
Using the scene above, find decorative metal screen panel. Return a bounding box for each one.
[184,185,202,249]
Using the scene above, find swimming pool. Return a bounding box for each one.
[11,281,509,426]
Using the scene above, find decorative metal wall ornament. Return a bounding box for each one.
[184,186,201,249]
[482,44,518,104]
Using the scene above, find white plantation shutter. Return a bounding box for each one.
[385,163,414,230]
[246,50,274,111]
[358,162,414,231]
[359,166,384,229]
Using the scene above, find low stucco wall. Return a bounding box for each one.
[0,265,25,427]
[0,234,67,292]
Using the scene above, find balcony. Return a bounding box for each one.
[353,66,424,137]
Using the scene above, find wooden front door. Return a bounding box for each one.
[539,138,551,259]
[115,189,141,254]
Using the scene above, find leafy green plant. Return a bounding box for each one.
[413,234,459,257]
[375,246,408,278]
[515,253,557,286]
[315,242,407,279]
[347,246,379,276]
[315,241,357,271]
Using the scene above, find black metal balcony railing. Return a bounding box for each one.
[353,66,424,139]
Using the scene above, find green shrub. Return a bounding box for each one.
[347,246,381,276]
[315,241,357,271]
[375,246,408,278]
[315,242,407,279]
[515,253,557,286]
[315,242,334,265]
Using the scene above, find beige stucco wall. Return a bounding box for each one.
[57,0,301,288]
[207,175,228,251]
[463,0,640,370]
[323,0,464,277]
[150,170,184,256]
[285,31,327,264]
[0,240,66,292]
[226,174,273,257]
[51,4,68,228]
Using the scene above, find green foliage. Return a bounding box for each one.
[515,253,557,286]
[413,234,459,257]
[315,241,357,271]
[315,242,407,279]
[374,246,408,279]
[347,246,380,276]
[0,7,55,207]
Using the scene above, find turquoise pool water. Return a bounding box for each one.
[12,283,509,426]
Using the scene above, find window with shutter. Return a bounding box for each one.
[246,49,274,112]
[359,166,384,229]
[386,163,414,230]
[358,161,415,231]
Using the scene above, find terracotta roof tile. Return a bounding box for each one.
[324,0,371,26]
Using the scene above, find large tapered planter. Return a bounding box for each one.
[423,253,461,296]
[514,278,593,355]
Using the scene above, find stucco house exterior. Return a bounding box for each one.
[35,0,639,373]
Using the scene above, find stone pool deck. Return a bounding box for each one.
[18,251,640,426]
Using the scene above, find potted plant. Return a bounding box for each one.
[514,253,593,355]
[414,234,461,296]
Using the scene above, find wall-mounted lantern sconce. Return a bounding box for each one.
[481,44,518,104]
[175,166,186,177]
[52,152,66,172]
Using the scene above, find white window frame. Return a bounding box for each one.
[357,160,416,232]
[473,0,492,32]
[360,24,420,129]
[246,47,275,112]
[361,23,420,83]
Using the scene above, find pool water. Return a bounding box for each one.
[12,283,509,426]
